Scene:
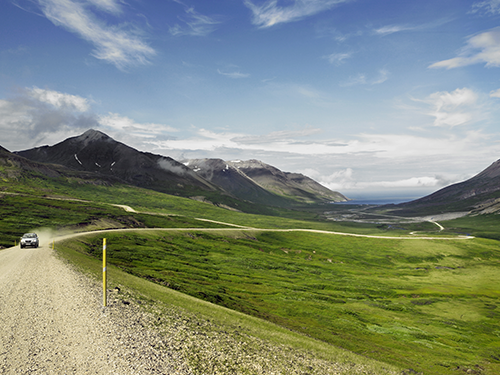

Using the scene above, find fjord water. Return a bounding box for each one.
[334,194,422,205]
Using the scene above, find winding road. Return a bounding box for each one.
[0,202,474,374]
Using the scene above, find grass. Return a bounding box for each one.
[3,173,500,373]
[441,214,500,240]
[55,234,401,375]
[0,193,230,248]
[57,229,500,375]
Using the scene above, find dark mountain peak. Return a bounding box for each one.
[473,159,500,179]
[15,130,219,195]
[73,129,112,147]
[0,145,11,154]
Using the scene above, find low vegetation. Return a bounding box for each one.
[2,172,500,374]
[56,229,500,375]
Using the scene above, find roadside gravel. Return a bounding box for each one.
[0,244,190,374]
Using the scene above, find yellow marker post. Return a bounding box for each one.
[103,238,107,307]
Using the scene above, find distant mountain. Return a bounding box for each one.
[0,140,121,185]
[13,129,346,211]
[184,158,348,204]
[229,159,347,203]
[15,129,219,197]
[385,159,500,216]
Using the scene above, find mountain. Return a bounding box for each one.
[183,158,298,207]
[383,159,500,216]
[184,158,348,205]
[15,129,219,197]
[14,129,347,210]
[228,159,347,203]
[0,141,123,186]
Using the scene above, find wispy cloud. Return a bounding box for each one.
[340,69,389,86]
[217,69,250,79]
[374,18,452,37]
[231,128,322,144]
[416,88,479,127]
[490,88,500,97]
[148,126,489,161]
[244,0,350,28]
[471,0,500,15]
[33,0,155,70]
[374,24,414,36]
[429,27,500,69]
[324,52,352,65]
[86,0,123,14]
[99,113,179,136]
[169,1,220,36]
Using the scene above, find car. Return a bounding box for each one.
[20,233,39,248]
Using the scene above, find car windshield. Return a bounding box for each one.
[22,233,37,238]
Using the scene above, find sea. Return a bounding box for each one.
[332,195,422,206]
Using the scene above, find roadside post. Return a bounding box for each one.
[103,238,107,307]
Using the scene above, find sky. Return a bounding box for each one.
[1,0,500,199]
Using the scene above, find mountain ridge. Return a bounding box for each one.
[382,158,500,216]
[14,129,346,209]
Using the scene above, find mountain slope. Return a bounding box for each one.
[0,141,121,186]
[385,159,500,216]
[183,158,297,207]
[227,159,348,203]
[15,129,219,196]
[183,158,347,206]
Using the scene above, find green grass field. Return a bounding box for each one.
[57,229,500,375]
[2,174,500,374]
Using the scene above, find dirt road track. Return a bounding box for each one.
[0,244,191,374]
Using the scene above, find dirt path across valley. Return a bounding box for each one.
[0,242,191,374]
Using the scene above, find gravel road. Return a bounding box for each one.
[0,243,191,374]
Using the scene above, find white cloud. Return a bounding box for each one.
[244,0,350,28]
[371,69,389,84]
[490,88,500,97]
[217,69,250,79]
[301,167,453,193]
[374,25,413,36]
[0,87,98,150]
[36,0,155,70]
[169,2,220,36]
[340,69,389,86]
[429,27,500,69]
[471,0,500,15]
[420,88,479,127]
[99,113,179,135]
[86,0,122,14]
[232,128,322,144]
[30,87,91,112]
[146,125,495,164]
[325,52,352,65]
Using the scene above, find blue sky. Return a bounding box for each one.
[1,0,500,199]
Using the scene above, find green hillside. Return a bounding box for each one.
[2,166,500,374]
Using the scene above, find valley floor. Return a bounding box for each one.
[0,239,399,374]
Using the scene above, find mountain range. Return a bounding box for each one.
[6,129,500,217]
[11,129,347,210]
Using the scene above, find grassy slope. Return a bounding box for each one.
[56,235,400,375]
[62,230,500,375]
[2,174,500,374]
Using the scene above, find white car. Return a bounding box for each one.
[20,233,39,248]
